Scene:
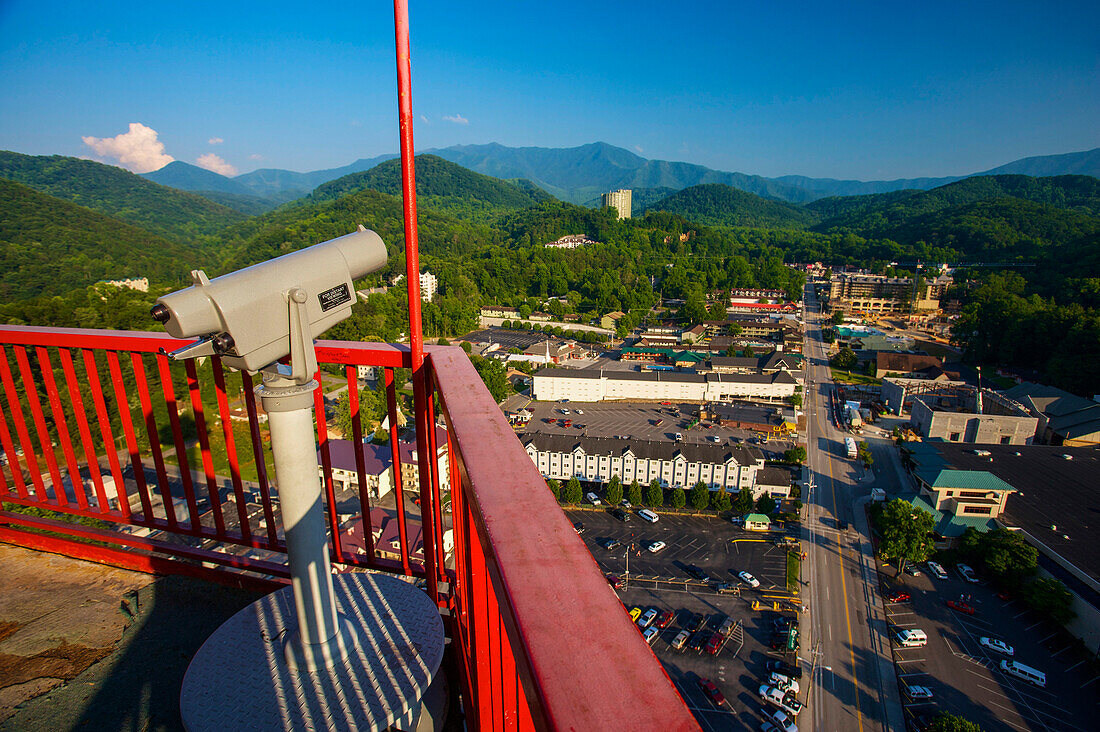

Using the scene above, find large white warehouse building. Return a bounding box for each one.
[532,368,797,403]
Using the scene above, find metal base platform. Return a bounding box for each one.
[181,572,444,731]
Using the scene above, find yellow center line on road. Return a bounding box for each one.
[811,345,865,732]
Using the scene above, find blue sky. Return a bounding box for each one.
[1,0,1097,180]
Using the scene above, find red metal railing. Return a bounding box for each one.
[0,325,698,730]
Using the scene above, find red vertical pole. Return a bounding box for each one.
[393,0,439,601]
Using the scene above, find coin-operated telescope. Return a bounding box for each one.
[151,225,387,383]
[153,226,389,672]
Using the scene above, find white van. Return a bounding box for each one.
[1000,660,1046,687]
[894,629,928,647]
[637,509,659,523]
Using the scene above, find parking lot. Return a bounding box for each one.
[567,508,807,730]
[882,563,1099,731]
[523,400,799,457]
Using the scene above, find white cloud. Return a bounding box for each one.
[81,122,174,173]
[634,145,644,153]
[442,113,468,125]
[196,153,237,177]
[248,153,264,161]
[420,114,431,124]
[208,137,224,145]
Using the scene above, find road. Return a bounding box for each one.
[801,283,905,731]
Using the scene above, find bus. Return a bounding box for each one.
[845,437,858,460]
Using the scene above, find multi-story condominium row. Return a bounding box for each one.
[520,434,790,499]
[827,272,952,314]
[532,368,798,403]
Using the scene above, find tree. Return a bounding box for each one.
[605,475,623,506]
[564,476,583,505]
[788,393,803,408]
[728,323,743,336]
[756,494,777,515]
[547,478,560,501]
[857,441,874,467]
[977,528,1038,587]
[785,446,807,463]
[1021,577,1075,625]
[831,311,845,326]
[437,337,450,346]
[743,345,755,358]
[734,488,755,515]
[334,385,385,438]
[926,713,982,732]
[627,479,643,506]
[831,346,858,371]
[646,479,664,508]
[710,488,732,512]
[469,354,509,402]
[670,486,686,509]
[707,301,727,320]
[690,482,710,511]
[874,498,935,574]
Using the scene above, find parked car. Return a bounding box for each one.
[686,565,712,582]
[926,560,948,580]
[687,612,707,632]
[619,499,632,509]
[739,571,761,588]
[572,521,585,534]
[768,672,800,695]
[766,660,803,680]
[656,610,676,629]
[699,678,726,706]
[558,408,570,414]
[769,710,798,732]
[689,631,709,652]
[714,582,738,594]
[905,564,922,576]
[647,540,666,553]
[945,599,977,615]
[575,409,584,415]
[585,492,601,505]
[719,617,736,636]
[601,538,621,551]
[758,685,803,716]
[670,630,690,650]
[957,563,979,583]
[628,607,642,622]
[638,608,658,628]
[705,632,724,655]
[642,626,659,645]
[904,684,934,700]
[605,574,622,590]
[979,637,1015,656]
[884,590,911,603]
[610,508,630,522]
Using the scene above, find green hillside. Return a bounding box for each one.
[811,175,1100,235]
[0,179,204,300]
[305,154,545,222]
[647,183,817,228]
[0,151,246,243]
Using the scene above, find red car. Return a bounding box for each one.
[705,632,724,656]
[946,600,976,615]
[884,590,911,603]
[656,610,676,629]
[605,574,623,590]
[699,678,726,706]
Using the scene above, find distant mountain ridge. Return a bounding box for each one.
[135,141,1100,207]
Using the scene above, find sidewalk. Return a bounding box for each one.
[852,495,907,732]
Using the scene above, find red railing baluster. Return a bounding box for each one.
[212,359,250,541]
[58,348,109,513]
[0,352,30,499]
[82,349,130,519]
[35,347,87,509]
[385,367,412,576]
[241,370,279,548]
[14,346,63,504]
[155,352,199,530]
[131,353,177,528]
[185,359,226,537]
[313,373,345,564]
[107,351,154,524]
[425,372,446,579]
[345,365,375,564]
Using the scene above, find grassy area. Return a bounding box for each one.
[830,368,882,386]
[786,550,801,592]
[182,420,276,484]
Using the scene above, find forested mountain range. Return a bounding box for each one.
[0,151,245,243]
[131,140,1100,208]
[303,155,545,222]
[0,178,205,300]
[646,184,816,228]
